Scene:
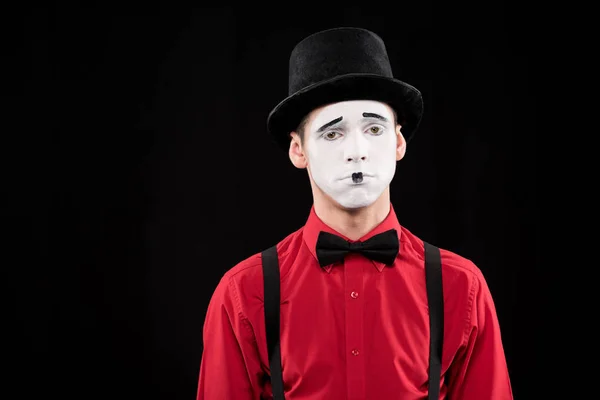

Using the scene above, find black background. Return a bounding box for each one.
[4,4,538,399]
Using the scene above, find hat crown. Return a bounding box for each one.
[288,27,394,95]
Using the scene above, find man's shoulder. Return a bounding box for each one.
[400,225,491,314]
[401,225,485,282]
[221,226,304,287]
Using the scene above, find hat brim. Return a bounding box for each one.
[266,73,424,151]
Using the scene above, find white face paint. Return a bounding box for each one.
[304,100,398,209]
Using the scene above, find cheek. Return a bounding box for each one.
[307,143,335,167]
[372,140,397,164]
[310,155,336,177]
[306,148,342,182]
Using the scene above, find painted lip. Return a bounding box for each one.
[338,173,374,181]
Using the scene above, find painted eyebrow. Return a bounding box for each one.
[363,112,389,122]
[316,116,343,132]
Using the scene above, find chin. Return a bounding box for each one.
[336,196,377,210]
[316,180,386,210]
[333,182,391,210]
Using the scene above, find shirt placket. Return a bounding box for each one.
[344,253,366,400]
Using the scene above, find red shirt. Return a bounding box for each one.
[196,204,513,399]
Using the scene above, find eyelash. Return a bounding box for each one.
[321,125,385,140]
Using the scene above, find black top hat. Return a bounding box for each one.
[267,27,424,152]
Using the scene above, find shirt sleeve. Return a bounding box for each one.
[196,274,265,399]
[446,270,514,399]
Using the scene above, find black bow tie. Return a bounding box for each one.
[315,229,399,267]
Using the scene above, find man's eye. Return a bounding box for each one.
[324,131,340,140]
[369,126,383,135]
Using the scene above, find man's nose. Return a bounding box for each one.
[345,134,369,163]
[346,154,367,162]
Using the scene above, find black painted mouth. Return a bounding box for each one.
[351,172,363,183]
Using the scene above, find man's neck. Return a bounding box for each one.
[313,191,391,241]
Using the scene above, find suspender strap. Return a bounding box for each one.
[262,242,443,400]
[261,245,286,400]
[424,241,444,400]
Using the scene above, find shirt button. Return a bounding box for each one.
[351,349,360,356]
[350,291,359,299]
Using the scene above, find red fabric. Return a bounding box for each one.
[197,204,513,399]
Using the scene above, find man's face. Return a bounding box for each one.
[302,100,400,209]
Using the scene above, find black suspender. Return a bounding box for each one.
[262,245,286,400]
[424,240,444,400]
[261,241,444,400]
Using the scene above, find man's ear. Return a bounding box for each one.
[395,124,407,161]
[289,132,308,169]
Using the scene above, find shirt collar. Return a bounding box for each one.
[302,203,402,273]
